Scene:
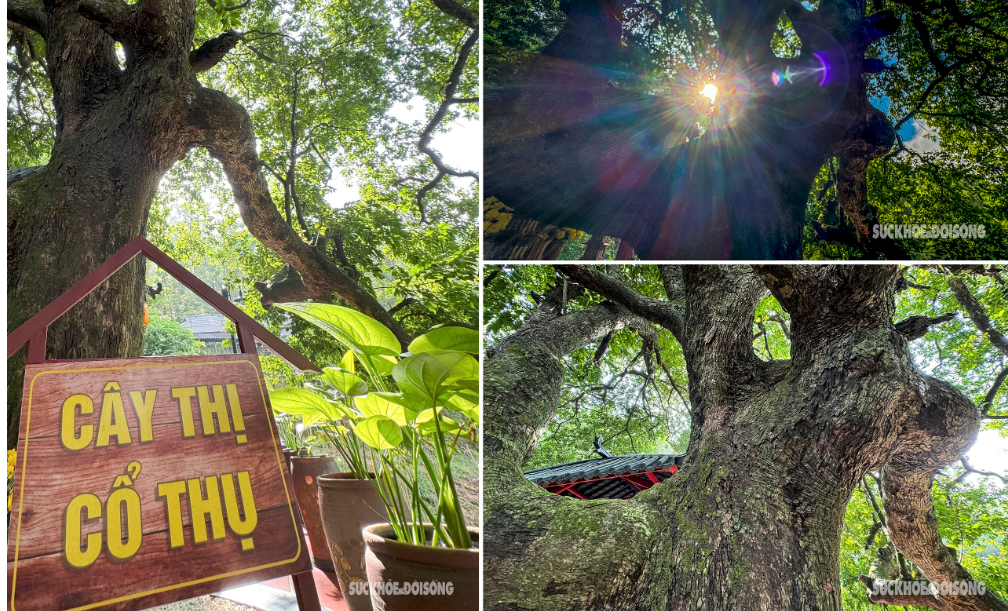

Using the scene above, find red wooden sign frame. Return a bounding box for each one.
[7,236,324,611]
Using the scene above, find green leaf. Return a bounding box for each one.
[408,326,478,354]
[354,393,414,426]
[275,302,401,373]
[441,390,480,424]
[415,407,460,435]
[339,349,356,374]
[393,351,479,406]
[270,387,343,422]
[301,413,327,428]
[372,354,398,377]
[354,415,403,450]
[321,367,369,397]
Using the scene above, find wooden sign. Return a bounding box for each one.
[7,353,312,610]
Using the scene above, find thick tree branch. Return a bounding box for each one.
[755,265,901,364]
[253,268,330,307]
[8,0,48,37]
[881,376,1007,611]
[77,0,136,44]
[415,27,479,219]
[555,265,684,339]
[858,575,943,608]
[948,276,1008,356]
[487,300,650,467]
[430,0,476,29]
[658,265,685,304]
[192,86,413,349]
[980,365,1008,416]
[680,266,775,403]
[189,30,241,73]
[955,457,1007,485]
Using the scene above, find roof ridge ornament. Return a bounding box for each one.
[593,434,613,458]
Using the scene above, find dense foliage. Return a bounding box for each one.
[484,264,1008,605]
[141,313,206,356]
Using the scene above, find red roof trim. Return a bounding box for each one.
[541,464,678,491]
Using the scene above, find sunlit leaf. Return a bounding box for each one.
[354,415,403,450]
[409,326,479,354]
[322,367,369,397]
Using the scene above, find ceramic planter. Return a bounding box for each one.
[290,456,339,571]
[318,473,389,611]
[282,448,298,470]
[362,523,479,611]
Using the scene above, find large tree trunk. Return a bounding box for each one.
[483,265,1007,611]
[484,0,899,259]
[6,0,196,441]
[6,0,411,444]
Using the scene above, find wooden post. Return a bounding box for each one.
[291,571,323,611]
[25,329,46,364]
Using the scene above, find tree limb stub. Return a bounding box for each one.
[253,269,329,308]
[190,30,241,73]
[895,312,956,340]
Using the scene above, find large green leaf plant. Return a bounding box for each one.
[269,302,479,549]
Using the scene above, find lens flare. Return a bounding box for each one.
[700,83,718,103]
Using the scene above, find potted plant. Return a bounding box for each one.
[276,413,305,467]
[275,414,337,572]
[269,303,479,611]
[290,453,339,572]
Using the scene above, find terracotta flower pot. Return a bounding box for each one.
[290,456,339,571]
[318,473,389,611]
[282,448,298,470]
[362,523,479,611]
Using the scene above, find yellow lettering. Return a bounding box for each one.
[96,386,131,448]
[157,480,188,548]
[188,476,225,543]
[171,387,197,438]
[226,384,246,444]
[197,385,231,436]
[106,487,142,559]
[128,389,157,443]
[221,471,257,538]
[64,493,102,568]
[60,394,94,451]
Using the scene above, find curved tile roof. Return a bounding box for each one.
[524,453,684,487]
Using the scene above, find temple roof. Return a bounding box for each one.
[525,453,684,500]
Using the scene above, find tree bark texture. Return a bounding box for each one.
[484,0,897,259]
[483,265,1007,611]
[6,0,409,443]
